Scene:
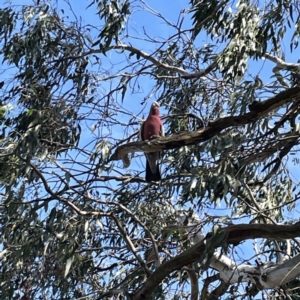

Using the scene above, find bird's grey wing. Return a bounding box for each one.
[139,121,145,141]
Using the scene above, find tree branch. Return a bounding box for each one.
[264,53,300,71]
[111,87,300,166]
[132,220,300,299]
[27,160,109,217]
[84,44,216,79]
[99,199,161,267]
[263,53,300,88]
[183,266,199,300]
[110,213,151,277]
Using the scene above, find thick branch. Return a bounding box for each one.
[132,220,300,300]
[111,87,300,165]
[241,132,300,165]
[264,53,300,71]
[264,53,300,88]
[210,251,300,289]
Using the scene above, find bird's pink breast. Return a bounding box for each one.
[143,116,162,140]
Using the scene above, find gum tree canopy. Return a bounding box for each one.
[1,0,300,299]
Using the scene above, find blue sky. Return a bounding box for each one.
[1,0,300,297]
[3,0,299,234]
[2,0,299,235]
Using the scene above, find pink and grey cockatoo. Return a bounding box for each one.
[139,101,164,182]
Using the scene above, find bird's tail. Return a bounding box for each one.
[145,160,161,182]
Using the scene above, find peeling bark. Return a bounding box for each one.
[132,221,300,300]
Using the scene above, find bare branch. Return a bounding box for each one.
[100,199,161,267]
[83,44,216,79]
[110,213,151,277]
[264,53,300,71]
[27,160,109,217]
[263,53,300,88]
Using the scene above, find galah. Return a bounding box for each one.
[139,101,164,182]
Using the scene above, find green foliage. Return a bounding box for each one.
[0,0,300,299]
[191,0,298,79]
